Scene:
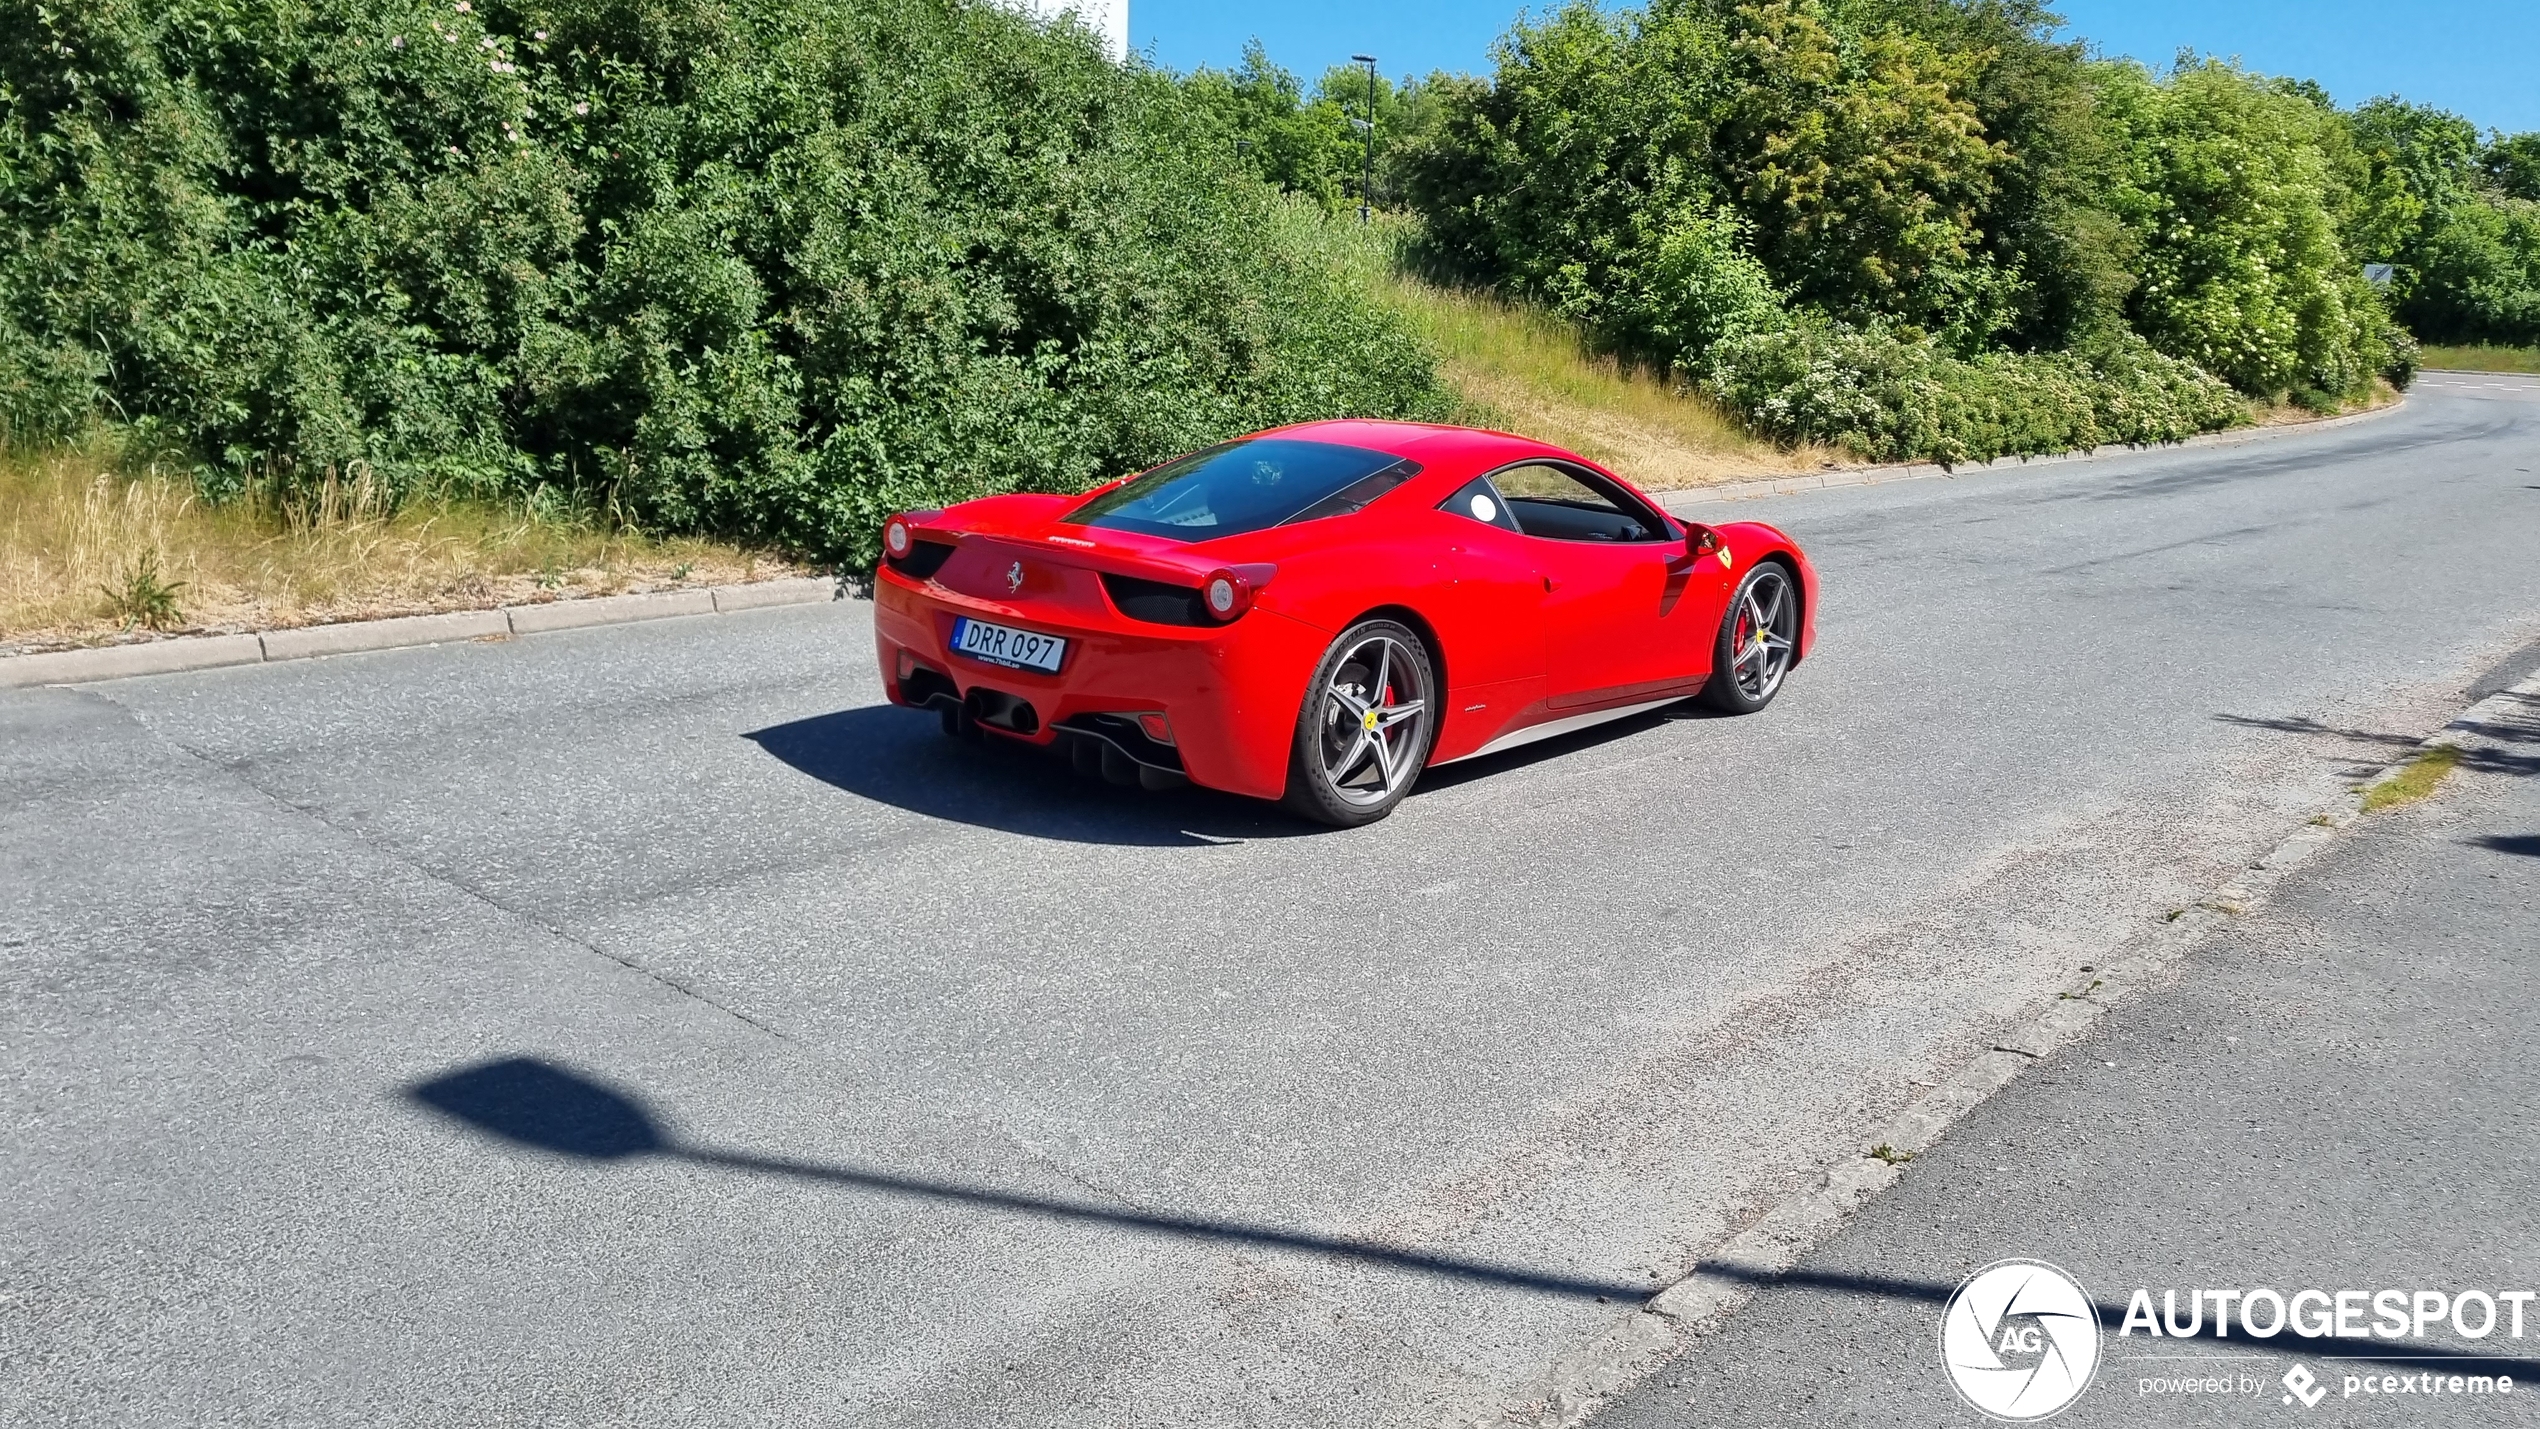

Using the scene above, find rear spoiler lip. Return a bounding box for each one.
[912,522,1269,590]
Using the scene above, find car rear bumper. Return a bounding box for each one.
[872,567,1320,800]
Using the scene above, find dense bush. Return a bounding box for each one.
[1385,2,2413,402]
[1172,0,2523,467]
[1394,0,1746,359]
[1704,322,2246,463]
[0,0,1450,559]
[2095,60,2407,399]
[1395,0,2143,361]
[2343,100,2540,348]
[2402,198,2540,345]
[1587,204,1790,360]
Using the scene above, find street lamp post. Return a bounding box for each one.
[1351,53,1377,224]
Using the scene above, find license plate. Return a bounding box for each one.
[949,616,1067,673]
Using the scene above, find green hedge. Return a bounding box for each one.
[0,0,1449,560]
[1705,324,2252,465]
[1381,0,2431,464]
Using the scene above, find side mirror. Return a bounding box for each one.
[1685,522,1724,557]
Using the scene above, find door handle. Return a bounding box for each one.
[1543,575,1559,592]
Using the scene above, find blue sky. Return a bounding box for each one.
[1129,1,2540,134]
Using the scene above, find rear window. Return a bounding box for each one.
[1067,439,1412,542]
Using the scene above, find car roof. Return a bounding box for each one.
[1258,419,1583,470]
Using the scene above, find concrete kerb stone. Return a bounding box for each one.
[506,586,716,633]
[1658,394,2410,515]
[0,633,267,689]
[1488,664,2540,1429]
[712,576,838,613]
[257,608,510,662]
[0,575,840,688]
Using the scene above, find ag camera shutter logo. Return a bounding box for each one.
[1939,1259,2104,1420]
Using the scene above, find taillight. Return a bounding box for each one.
[1201,568,1251,622]
[884,515,914,558]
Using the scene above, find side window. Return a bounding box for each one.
[1286,459,1420,526]
[1438,475,1522,532]
[1490,463,1667,542]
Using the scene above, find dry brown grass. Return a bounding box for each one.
[2248,378,2405,427]
[0,440,804,653]
[1380,277,1841,490]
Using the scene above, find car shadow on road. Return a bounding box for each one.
[406,1055,1653,1302]
[747,700,1729,841]
[1411,700,1730,793]
[744,705,1317,847]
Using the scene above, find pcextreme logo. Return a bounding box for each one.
[1940,1260,2105,1421]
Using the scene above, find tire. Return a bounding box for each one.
[1699,563,1799,714]
[1281,619,1438,827]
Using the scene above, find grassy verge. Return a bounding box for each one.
[1,439,803,654]
[2419,345,2540,374]
[1309,216,1830,489]
[1376,277,1837,489]
[2360,745,2463,813]
[2249,378,2406,425]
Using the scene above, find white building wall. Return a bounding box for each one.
[1015,0,1127,62]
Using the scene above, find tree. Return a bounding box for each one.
[1177,44,1436,212]
[2485,131,2540,201]
[2096,59,2399,397]
[0,0,1450,555]
[2339,100,2540,345]
[1712,0,2012,344]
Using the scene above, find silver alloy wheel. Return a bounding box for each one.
[1729,568,1797,700]
[1316,633,1431,807]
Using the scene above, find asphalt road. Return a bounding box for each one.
[1590,667,2540,1429]
[6,373,2539,1427]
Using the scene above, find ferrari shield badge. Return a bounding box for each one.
[1716,544,1733,569]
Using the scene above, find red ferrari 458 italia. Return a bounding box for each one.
[873,420,1818,825]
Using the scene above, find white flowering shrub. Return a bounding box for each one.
[1705,323,2248,464]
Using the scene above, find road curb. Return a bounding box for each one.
[0,575,841,689]
[0,632,271,687]
[1657,394,2410,512]
[1488,664,2540,1429]
[257,608,512,662]
[507,587,718,633]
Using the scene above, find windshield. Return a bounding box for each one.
[1067,439,1409,542]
